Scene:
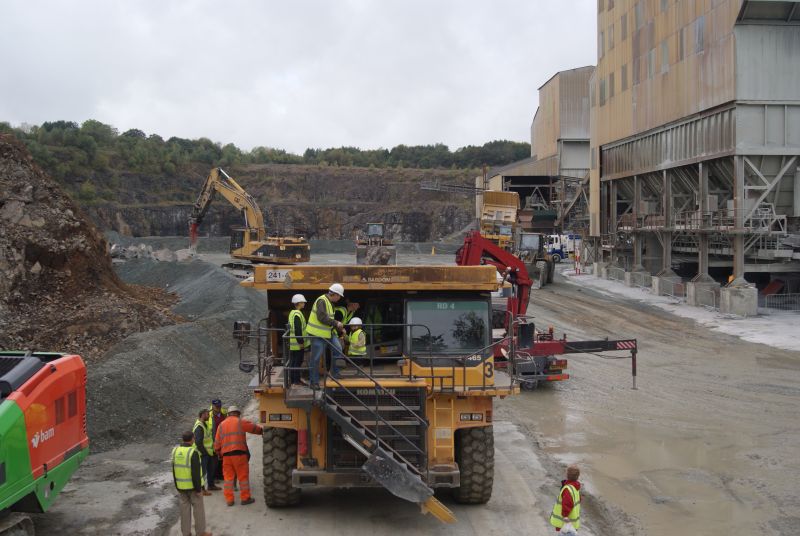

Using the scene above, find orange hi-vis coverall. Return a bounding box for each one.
[214,415,263,503]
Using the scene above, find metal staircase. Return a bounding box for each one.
[316,381,455,523]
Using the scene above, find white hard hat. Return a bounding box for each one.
[227,405,240,414]
[348,317,362,326]
[291,293,307,304]
[328,283,344,297]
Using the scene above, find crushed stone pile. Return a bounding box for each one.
[0,135,177,359]
[90,259,266,451]
[110,242,194,262]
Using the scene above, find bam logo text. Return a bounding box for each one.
[31,428,55,449]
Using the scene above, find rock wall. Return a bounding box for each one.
[75,164,475,241]
[0,135,175,359]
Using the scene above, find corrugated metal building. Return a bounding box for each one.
[589,0,800,294]
[476,66,595,233]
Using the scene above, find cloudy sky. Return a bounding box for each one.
[1,1,596,153]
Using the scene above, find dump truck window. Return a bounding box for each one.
[406,300,489,356]
[362,300,403,355]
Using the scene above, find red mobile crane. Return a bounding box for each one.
[456,230,638,389]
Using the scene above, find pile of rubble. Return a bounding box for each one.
[110,242,194,262]
[0,135,177,360]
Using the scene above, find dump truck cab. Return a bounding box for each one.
[237,264,519,523]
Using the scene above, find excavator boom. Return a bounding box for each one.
[188,167,310,266]
[190,167,266,246]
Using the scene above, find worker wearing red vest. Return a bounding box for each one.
[213,405,263,506]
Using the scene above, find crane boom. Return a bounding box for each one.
[455,230,532,318]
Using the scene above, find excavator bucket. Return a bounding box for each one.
[189,222,199,248]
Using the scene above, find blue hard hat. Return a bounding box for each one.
[211,399,222,406]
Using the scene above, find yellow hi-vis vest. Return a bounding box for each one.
[288,309,310,350]
[334,306,354,326]
[549,483,581,529]
[172,445,202,491]
[307,295,334,339]
[206,406,227,430]
[193,419,214,455]
[348,328,366,356]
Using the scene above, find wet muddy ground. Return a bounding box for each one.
[33,253,800,535]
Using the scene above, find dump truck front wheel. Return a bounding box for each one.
[454,426,494,504]
[263,427,301,507]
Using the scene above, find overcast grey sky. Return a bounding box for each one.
[1,1,596,153]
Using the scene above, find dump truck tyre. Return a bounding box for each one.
[454,426,494,504]
[263,427,301,507]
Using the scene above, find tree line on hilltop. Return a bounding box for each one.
[0,120,530,181]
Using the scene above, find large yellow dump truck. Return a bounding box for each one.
[235,264,519,523]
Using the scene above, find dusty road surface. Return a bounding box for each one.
[31,253,800,535]
[502,272,800,536]
[166,405,564,536]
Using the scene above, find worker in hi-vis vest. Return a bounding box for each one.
[549,464,581,533]
[306,283,346,389]
[172,430,211,536]
[346,317,367,360]
[287,293,310,386]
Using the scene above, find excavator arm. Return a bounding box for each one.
[190,167,266,247]
[455,230,532,318]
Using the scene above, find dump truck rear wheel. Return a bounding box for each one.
[454,426,494,504]
[263,427,301,507]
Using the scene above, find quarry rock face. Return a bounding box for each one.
[76,164,474,240]
[0,135,176,359]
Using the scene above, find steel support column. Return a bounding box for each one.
[794,166,800,218]
[697,163,711,279]
[732,156,746,283]
[662,170,673,273]
[632,175,643,270]
[610,180,619,265]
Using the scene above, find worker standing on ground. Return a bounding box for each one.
[193,409,217,494]
[207,399,227,486]
[172,431,212,536]
[347,317,367,361]
[214,405,263,506]
[288,293,310,386]
[549,464,582,533]
[306,283,346,389]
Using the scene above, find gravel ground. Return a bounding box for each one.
[87,259,266,452]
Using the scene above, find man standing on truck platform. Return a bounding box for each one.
[549,464,582,533]
[172,430,212,536]
[306,283,346,389]
[288,293,310,386]
[193,409,217,494]
[214,405,263,506]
